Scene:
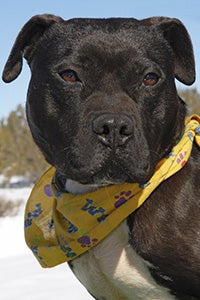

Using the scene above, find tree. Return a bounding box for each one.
[0,105,48,182]
[178,88,200,115]
[0,88,199,182]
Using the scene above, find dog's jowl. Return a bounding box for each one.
[2,15,200,300]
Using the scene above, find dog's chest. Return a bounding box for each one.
[70,221,175,300]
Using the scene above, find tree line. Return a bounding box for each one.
[0,88,199,182]
[0,104,48,183]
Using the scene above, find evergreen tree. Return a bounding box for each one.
[0,104,48,182]
[179,88,200,115]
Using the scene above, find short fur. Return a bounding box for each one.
[2,15,200,299]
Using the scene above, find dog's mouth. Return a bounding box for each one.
[53,123,155,189]
[55,155,154,188]
[80,162,134,185]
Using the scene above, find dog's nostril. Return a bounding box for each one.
[102,125,110,135]
[92,113,133,147]
[120,126,126,136]
[93,116,114,136]
[120,125,130,136]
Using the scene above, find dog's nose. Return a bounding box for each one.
[92,113,133,147]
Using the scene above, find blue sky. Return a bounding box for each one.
[1,0,200,118]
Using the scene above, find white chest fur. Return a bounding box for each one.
[65,180,175,299]
[71,221,175,300]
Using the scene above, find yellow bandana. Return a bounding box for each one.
[24,115,200,268]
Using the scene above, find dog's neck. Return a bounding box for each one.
[65,179,101,195]
[54,171,101,195]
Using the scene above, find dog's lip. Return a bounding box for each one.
[55,163,126,185]
[56,160,154,186]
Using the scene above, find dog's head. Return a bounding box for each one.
[2,15,195,186]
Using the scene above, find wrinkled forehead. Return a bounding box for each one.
[59,20,164,49]
[33,19,171,68]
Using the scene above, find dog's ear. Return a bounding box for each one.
[143,17,195,85]
[2,14,63,83]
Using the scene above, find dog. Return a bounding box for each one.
[2,14,200,299]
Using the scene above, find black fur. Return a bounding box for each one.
[2,15,200,299]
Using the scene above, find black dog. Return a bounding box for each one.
[3,15,200,299]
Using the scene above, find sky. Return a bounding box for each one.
[1,0,200,119]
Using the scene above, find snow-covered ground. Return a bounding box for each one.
[0,187,93,299]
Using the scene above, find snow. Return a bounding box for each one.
[0,187,93,299]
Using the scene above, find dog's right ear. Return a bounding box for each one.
[2,14,63,83]
[142,17,195,85]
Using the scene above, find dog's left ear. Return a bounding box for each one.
[2,14,63,83]
[143,17,195,85]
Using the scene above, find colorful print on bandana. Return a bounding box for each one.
[195,125,200,135]
[81,199,107,222]
[77,235,98,248]
[31,245,48,267]
[44,184,62,198]
[44,184,53,197]
[177,151,187,167]
[62,217,78,234]
[23,114,200,268]
[187,132,194,142]
[57,235,77,258]
[25,203,42,228]
[114,190,133,208]
[48,218,54,229]
[139,182,150,189]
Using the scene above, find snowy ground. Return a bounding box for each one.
[0,187,93,299]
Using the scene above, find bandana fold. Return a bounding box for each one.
[24,115,200,267]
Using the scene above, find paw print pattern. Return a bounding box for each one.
[177,151,187,167]
[44,184,62,198]
[114,190,132,208]
[77,235,98,248]
[44,184,53,197]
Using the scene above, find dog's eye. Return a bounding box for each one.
[60,70,79,82]
[143,73,159,86]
